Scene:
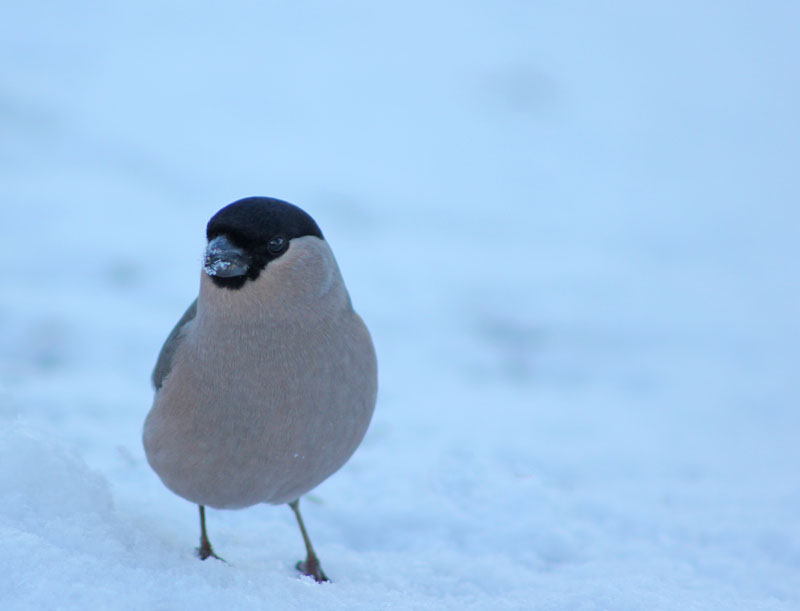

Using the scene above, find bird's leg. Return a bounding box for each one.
[289,499,329,582]
[196,505,225,561]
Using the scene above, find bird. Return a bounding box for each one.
[142,196,378,582]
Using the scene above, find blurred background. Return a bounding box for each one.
[1,2,799,609]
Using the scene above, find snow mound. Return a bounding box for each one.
[0,420,114,523]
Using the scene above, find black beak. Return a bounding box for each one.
[203,235,252,278]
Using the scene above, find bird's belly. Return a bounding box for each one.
[143,326,376,508]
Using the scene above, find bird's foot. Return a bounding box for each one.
[295,557,329,583]
[196,541,225,562]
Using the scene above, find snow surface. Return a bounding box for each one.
[2,2,799,609]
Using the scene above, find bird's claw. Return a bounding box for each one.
[296,558,329,583]
[196,542,226,562]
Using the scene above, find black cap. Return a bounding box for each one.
[205,197,323,289]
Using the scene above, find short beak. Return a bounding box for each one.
[203,235,252,278]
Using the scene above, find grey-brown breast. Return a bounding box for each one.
[143,237,378,508]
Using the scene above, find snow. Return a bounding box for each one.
[1,1,799,609]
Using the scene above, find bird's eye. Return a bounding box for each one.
[267,236,287,254]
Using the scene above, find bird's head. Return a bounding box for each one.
[203,197,324,291]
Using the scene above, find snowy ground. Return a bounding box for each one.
[2,2,799,609]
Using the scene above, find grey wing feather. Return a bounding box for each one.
[152,298,198,390]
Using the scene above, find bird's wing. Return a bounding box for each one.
[151,298,198,390]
